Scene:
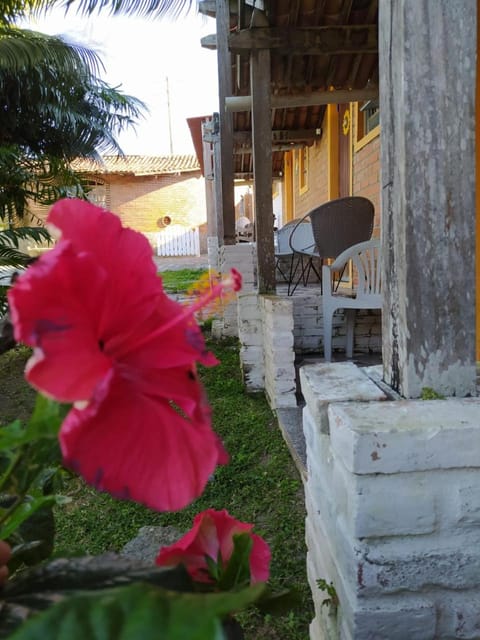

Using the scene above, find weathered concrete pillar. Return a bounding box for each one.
[379,0,477,397]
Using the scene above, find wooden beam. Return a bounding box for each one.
[250,47,276,294]
[215,0,236,246]
[225,87,378,111]
[198,0,217,16]
[234,143,310,153]
[228,25,378,54]
[201,34,217,50]
[233,128,321,143]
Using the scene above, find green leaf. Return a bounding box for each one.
[217,533,252,591]
[27,395,68,440]
[0,494,58,540]
[0,420,26,450]
[8,582,265,640]
[0,396,67,451]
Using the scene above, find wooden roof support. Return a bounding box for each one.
[224,88,378,111]
[228,25,378,55]
[215,0,236,245]
[380,0,477,397]
[250,46,276,294]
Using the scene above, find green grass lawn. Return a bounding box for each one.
[159,268,208,294]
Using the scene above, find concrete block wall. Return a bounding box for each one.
[238,292,265,391]
[260,295,297,409]
[300,361,480,640]
[237,293,297,407]
[211,243,256,339]
[292,294,381,356]
[237,290,382,410]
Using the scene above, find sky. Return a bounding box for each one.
[23,7,220,156]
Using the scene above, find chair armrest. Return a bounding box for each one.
[329,239,380,271]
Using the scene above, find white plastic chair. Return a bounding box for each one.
[322,239,382,361]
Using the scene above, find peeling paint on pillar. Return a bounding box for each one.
[379,0,477,398]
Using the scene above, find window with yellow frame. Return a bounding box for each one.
[354,100,380,151]
[298,146,309,194]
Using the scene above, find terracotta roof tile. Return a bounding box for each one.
[71,155,200,176]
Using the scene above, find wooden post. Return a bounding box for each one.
[201,120,217,238]
[379,0,477,397]
[215,0,236,245]
[476,0,480,360]
[250,47,276,293]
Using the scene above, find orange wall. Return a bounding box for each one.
[352,135,381,236]
[30,172,207,235]
[104,173,206,232]
[289,107,381,230]
[291,115,329,219]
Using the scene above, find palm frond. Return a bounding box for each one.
[0,26,101,77]
[0,227,52,249]
[62,0,195,18]
[0,245,33,268]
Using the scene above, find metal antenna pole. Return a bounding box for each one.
[166,76,174,155]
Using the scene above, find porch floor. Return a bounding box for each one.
[276,350,383,480]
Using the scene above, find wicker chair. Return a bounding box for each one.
[288,196,375,295]
[274,219,299,286]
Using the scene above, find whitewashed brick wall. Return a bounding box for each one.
[292,294,381,355]
[212,243,255,339]
[260,296,297,409]
[301,361,480,640]
[238,291,382,410]
[238,292,265,391]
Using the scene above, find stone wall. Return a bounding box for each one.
[301,361,480,639]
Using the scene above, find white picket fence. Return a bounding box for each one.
[156,225,200,257]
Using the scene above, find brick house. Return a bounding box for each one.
[72,155,208,253]
[28,155,208,255]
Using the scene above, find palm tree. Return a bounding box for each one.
[0,6,147,261]
[0,0,199,271]
[0,1,151,324]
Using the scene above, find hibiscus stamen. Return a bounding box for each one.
[184,268,242,319]
[124,269,242,355]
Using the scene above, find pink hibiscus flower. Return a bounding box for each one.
[156,509,271,585]
[8,199,241,512]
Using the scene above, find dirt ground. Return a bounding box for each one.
[0,347,36,425]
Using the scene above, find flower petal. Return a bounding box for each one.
[156,509,270,584]
[8,244,111,402]
[60,369,227,512]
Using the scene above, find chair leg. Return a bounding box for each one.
[288,255,306,295]
[287,255,300,295]
[345,309,356,358]
[323,308,334,362]
[334,264,347,291]
[302,257,312,285]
